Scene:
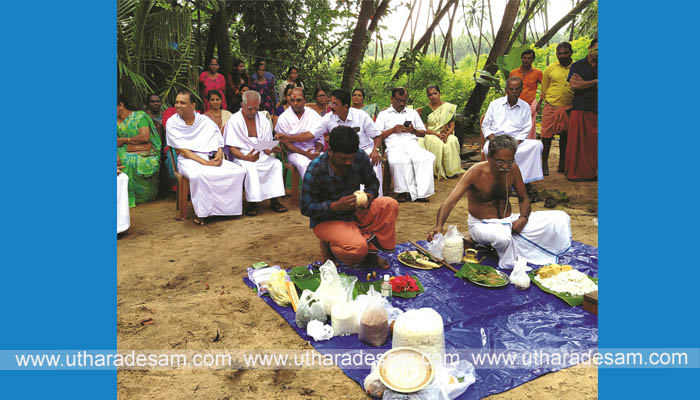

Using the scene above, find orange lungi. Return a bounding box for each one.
[540,103,571,139]
[312,197,399,265]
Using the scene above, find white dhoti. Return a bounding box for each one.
[177,154,245,217]
[234,153,285,202]
[362,147,383,197]
[287,152,313,180]
[468,210,572,269]
[386,141,435,200]
[117,173,130,234]
[483,139,544,183]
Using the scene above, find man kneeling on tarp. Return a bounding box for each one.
[428,135,572,269]
[301,126,399,269]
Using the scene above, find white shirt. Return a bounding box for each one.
[275,106,322,152]
[312,107,381,150]
[375,106,426,148]
[481,96,532,141]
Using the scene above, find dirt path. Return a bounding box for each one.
[117,137,597,399]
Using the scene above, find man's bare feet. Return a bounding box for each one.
[362,253,390,269]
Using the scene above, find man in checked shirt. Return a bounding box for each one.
[301,126,398,269]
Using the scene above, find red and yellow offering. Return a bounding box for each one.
[390,275,420,293]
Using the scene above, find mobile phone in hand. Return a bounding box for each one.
[403,121,411,127]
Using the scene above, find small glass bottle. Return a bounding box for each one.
[381,274,392,298]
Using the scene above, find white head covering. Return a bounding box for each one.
[166,113,223,153]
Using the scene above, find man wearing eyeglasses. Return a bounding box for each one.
[481,76,544,192]
[428,135,571,269]
[274,87,323,178]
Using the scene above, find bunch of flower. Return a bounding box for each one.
[390,275,419,293]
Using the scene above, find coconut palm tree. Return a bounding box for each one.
[117,0,201,108]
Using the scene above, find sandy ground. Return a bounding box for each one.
[117,137,598,399]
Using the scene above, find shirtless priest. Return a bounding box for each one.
[428,135,571,269]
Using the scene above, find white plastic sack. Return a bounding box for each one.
[443,225,464,264]
[439,360,476,400]
[363,360,387,398]
[295,289,327,329]
[509,256,532,290]
[316,260,356,314]
[425,232,445,259]
[247,265,282,297]
[306,319,334,341]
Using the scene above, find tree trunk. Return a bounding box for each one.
[392,0,458,80]
[461,0,521,134]
[214,4,231,82]
[534,0,592,48]
[340,1,374,91]
[505,0,541,53]
[487,0,496,38]
[440,0,458,61]
[341,0,390,91]
[389,0,416,70]
[569,0,576,41]
[204,15,216,69]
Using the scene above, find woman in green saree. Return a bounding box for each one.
[117,95,161,207]
[419,85,463,179]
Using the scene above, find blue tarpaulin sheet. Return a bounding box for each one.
[243,240,598,399]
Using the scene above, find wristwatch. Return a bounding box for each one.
[373,147,382,155]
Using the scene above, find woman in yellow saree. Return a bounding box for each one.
[418,86,463,179]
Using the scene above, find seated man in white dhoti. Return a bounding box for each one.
[117,157,130,234]
[273,87,323,178]
[375,87,435,202]
[166,90,246,225]
[278,89,385,196]
[481,76,544,193]
[429,135,571,269]
[224,90,287,216]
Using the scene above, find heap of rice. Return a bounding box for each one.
[534,269,597,296]
[392,308,445,364]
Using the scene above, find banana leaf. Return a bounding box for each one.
[288,267,424,299]
[528,272,598,307]
[455,263,508,287]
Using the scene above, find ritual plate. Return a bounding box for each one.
[397,250,440,270]
[455,263,510,287]
[378,347,435,394]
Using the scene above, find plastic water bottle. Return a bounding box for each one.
[381,274,392,298]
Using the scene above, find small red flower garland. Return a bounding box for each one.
[390,275,420,293]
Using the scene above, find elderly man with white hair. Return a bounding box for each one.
[273,87,323,179]
[481,76,544,188]
[166,90,246,225]
[224,90,287,216]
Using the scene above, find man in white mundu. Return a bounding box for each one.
[273,87,323,179]
[375,87,435,202]
[166,90,245,225]
[224,90,287,216]
[429,135,571,269]
[303,89,385,196]
[117,164,130,234]
[482,76,544,185]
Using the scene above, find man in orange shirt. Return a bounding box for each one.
[509,49,542,140]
